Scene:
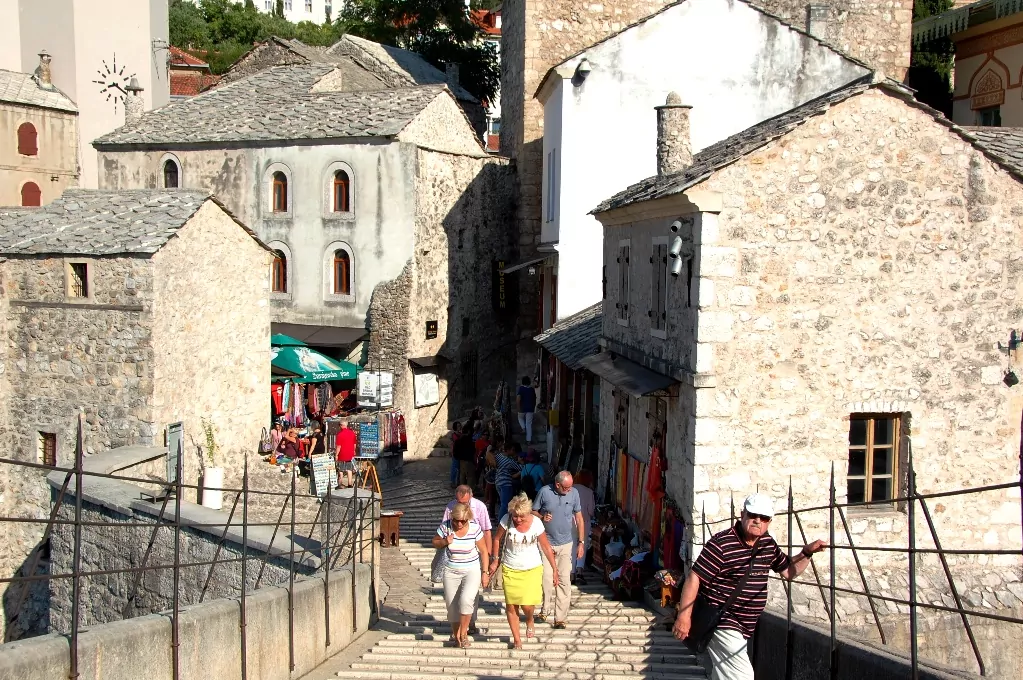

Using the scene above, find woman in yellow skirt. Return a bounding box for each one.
[488,492,560,649]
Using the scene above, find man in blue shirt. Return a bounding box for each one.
[532,471,584,627]
[516,376,537,444]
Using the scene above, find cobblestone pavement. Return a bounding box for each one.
[302,455,705,680]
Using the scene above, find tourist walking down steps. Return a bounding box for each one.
[532,471,584,627]
[443,485,493,634]
[433,502,490,648]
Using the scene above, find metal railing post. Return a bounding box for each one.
[907,443,919,680]
[240,456,249,680]
[829,463,838,680]
[69,414,84,680]
[199,490,241,602]
[785,478,794,680]
[350,487,358,633]
[836,504,887,645]
[794,511,831,618]
[172,431,183,680]
[288,464,296,672]
[325,482,332,648]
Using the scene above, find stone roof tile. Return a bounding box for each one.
[0,68,77,113]
[0,189,217,256]
[961,127,1023,176]
[533,302,602,371]
[93,65,447,147]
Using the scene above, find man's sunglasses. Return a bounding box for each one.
[747,513,772,522]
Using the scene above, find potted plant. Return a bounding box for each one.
[200,418,224,510]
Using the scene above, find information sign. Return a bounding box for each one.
[358,371,394,408]
[358,422,380,458]
[167,422,183,484]
[310,454,338,497]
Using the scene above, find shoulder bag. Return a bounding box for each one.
[684,545,760,653]
[431,520,451,583]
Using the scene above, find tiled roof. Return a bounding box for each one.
[593,76,874,213]
[93,65,447,147]
[471,9,502,36]
[0,189,244,256]
[170,70,221,97]
[533,302,602,371]
[961,127,1023,176]
[169,46,209,68]
[0,68,77,113]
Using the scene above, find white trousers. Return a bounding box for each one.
[443,566,481,627]
[706,627,753,680]
[517,411,534,442]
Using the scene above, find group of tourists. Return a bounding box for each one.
[266,419,358,488]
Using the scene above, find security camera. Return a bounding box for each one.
[670,220,682,233]
[670,258,684,278]
[669,235,684,259]
[576,57,592,78]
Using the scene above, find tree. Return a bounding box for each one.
[337,0,500,104]
[169,0,211,48]
[274,0,284,19]
[908,0,954,118]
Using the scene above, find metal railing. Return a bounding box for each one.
[0,414,380,680]
[698,440,1023,678]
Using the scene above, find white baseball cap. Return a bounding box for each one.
[743,493,775,518]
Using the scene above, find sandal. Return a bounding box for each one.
[459,636,472,648]
[447,635,459,647]
[525,624,535,639]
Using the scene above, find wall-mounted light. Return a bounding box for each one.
[670,258,684,278]
[527,266,537,276]
[576,58,591,80]
[669,235,684,259]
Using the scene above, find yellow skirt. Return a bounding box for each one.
[502,564,543,606]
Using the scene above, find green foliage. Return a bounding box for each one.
[169,0,343,74]
[908,0,955,118]
[337,0,500,104]
[201,417,219,466]
[274,0,285,19]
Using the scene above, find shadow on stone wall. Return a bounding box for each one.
[2,539,50,641]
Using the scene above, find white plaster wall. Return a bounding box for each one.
[0,0,21,71]
[236,0,337,24]
[541,81,563,246]
[951,46,1023,126]
[543,0,868,322]
[15,0,169,188]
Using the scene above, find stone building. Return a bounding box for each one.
[587,76,1023,675]
[93,65,518,459]
[0,0,170,188]
[0,55,79,207]
[0,188,271,638]
[216,35,486,137]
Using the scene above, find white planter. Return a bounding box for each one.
[201,466,224,510]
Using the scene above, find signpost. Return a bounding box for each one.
[358,371,393,408]
[167,422,183,485]
[310,454,337,497]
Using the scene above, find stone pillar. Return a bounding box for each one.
[124,77,145,127]
[656,92,693,177]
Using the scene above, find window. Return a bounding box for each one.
[977,106,1001,127]
[265,0,272,8]
[21,182,41,207]
[68,262,89,298]
[271,250,287,293]
[651,241,667,334]
[163,159,179,188]
[333,249,351,295]
[333,170,350,212]
[847,414,900,504]
[545,148,557,222]
[489,118,501,135]
[38,432,56,467]
[18,122,37,156]
[305,0,312,10]
[616,242,630,323]
[272,171,288,212]
[285,0,292,9]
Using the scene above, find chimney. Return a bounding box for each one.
[124,77,145,127]
[656,92,693,177]
[446,63,460,90]
[806,4,830,40]
[36,50,54,90]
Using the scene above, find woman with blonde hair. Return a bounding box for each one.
[432,501,490,647]
[488,492,559,649]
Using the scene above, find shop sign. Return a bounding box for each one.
[426,320,438,339]
[358,371,394,408]
[492,259,519,317]
[310,454,337,497]
[166,422,183,484]
[413,371,439,408]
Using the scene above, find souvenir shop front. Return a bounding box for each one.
[267,335,408,482]
[580,354,689,605]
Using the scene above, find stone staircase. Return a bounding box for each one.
[328,460,705,680]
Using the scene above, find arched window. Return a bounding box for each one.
[21,182,41,207]
[271,250,287,293]
[18,123,37,156]
[163,159,180,188]
[272,171,288,212]
[333,170,350,212]
[333,250,351,295]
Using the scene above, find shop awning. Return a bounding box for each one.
[409,355,451,369]
[579,351,676,397]
[271,322,367,347]
[533,302,601,371]
[271,345,360,383]
[499,256,547,274]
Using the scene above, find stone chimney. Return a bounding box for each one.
[124,77,145,127]
[35,50,54,90]
[656,92,693,177]
[806,4,830,40]
[446,63,460,91]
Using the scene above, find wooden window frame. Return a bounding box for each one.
[65,260,91,300]
[18,122,38,156]
[38,432,57,467]
[21,181,41,207]
[271,250,287,293]
[272,172,288,213]
[847,413,900,505]
[333,250,351,295]
[333,170,350,212]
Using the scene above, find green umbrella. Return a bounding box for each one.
[271,333,307,346]
[271,344,359,382]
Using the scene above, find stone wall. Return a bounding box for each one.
[684,88,1023,672]
[150,201,271,495]
[215,41,309,88]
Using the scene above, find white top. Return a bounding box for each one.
[498,514,546,571]
[436,520,484,571]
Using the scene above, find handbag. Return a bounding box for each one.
[259,427,273,454]
[431,520,450,582]
[684,545,760,653]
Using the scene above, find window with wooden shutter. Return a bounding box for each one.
[333,170,350,212]
[39,432,56,467]
[271,250,287,293]
[651,242,667,333]
[333,250,351,295]
[272,172,288,212]
[847,414,900,504]
[21,182,41,207]
[617,242,630,323]
[163,159,180,188]
[18,122,37,156]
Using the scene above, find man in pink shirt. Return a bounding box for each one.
[442,485,492,634]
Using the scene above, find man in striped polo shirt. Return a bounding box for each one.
[673,494,826,680]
